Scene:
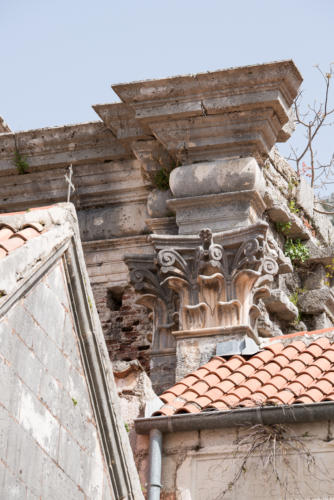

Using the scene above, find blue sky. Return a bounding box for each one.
[1,0,333,190]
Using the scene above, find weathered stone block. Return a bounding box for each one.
[168,190,265,234]
[169,158,265,198]
[147,189,173,217]
[297,176,314,218]
[298,288,334,317]
[263,289,298,321]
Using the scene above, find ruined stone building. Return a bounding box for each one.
[2,60,334,499]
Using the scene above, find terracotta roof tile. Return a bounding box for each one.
[236,363,256,378]
[252,369,272,384]
[322,392,334,401]
[192,380,210,395]
[306,344,324,358]
[0,221,45,260]
[297,351,314,365]
[167,383,187,397]
[322,349,334,363]
[182,375,199,387]
[0,226,14,241]
[154,333,334,417]
[205,387,225,401]
[228,372,246,385]
[204,373,221,385]
[216,365,233,379]
[223,355,244,371]
[323,371,334,384]
[270,354,290,368]
[181,388,200,401]
[176,402,201,414]
[303,388,324,402]
[247,357,264,369]
[207,400,229,411]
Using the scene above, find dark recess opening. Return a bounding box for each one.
[107,287,124,311]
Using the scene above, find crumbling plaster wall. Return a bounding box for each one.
[0,260,114,499]
[144,420,334,500]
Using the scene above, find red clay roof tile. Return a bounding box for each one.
[182,375,199,387]
[0,221,45,260]
[0,227,14,241]
[204,373,221,385]
[207,401,229,411]
[154,334,334,417]
[297,351,314,365]
[323,371,334,384]
[216,366,233,379]
[192,380,210,395]
[306,344,324,358]
[322,350,334,363]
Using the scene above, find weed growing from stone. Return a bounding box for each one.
[13,151,29,174]
[153,167,170,190]
[284,239,310,263]
[288,199,299,214]
[276,221,292,235]
[289,288,306,307]
[325,258,334,286]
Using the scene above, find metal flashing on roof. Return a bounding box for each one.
[216,336,260,357]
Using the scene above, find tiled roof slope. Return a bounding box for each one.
[0,222,44,259]
[154,333,334,416]
[0,207,50,259]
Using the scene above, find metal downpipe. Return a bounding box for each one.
[148,428,163,500]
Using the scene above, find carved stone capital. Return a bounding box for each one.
[149,223,282,342]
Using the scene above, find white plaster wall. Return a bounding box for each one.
[161,421,334,500]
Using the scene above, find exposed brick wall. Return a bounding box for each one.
[92,283,153,373]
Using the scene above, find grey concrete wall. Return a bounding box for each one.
[0,260,115,499]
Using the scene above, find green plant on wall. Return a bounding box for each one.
[289,288,306,307]
[276,221,292,235]
[288,199,299,214]
[13,151,29,174]
[284,239,310,263]
[153,167,171,190]
[325,258,334,287]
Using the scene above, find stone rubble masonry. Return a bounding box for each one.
[0,261,115,500]
[93,283,152,372]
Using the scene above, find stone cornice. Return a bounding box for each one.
[112,61,302,115]
[0,157,150,211]
[93,102,151,142]
[0,121,131,177]
[110,60,302,161]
